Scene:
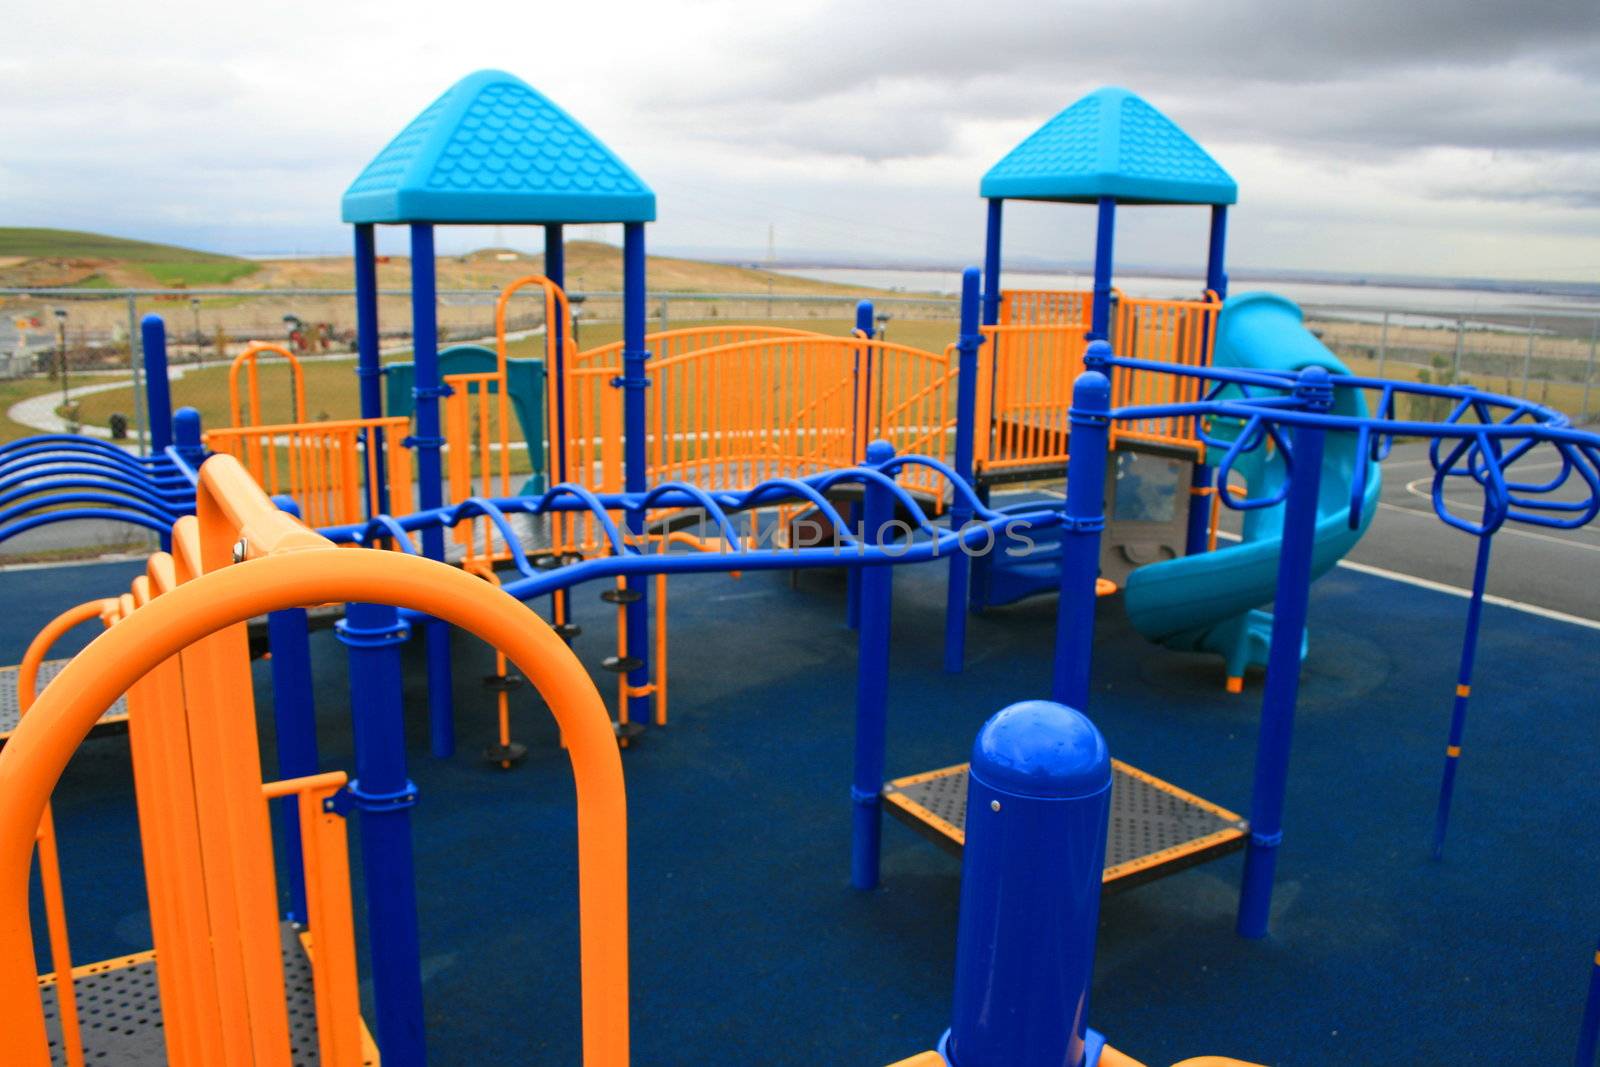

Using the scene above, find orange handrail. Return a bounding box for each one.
[17,598,114,1067]
[0,454,630,1067]
[228,342,307,430]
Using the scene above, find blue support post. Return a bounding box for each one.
[969,200,1004,613]
[1205,205,1230,301]
[981,199,1003,328]
[1186,205,1230,556]
[268,605,317,924]
[944,269,983,673]
[353,224,389,516]
[408,224,454,758]
[1237,366,1333,939]
[942,700,1112,1067]
[172,407,205,469]
[267,495,318,925]
[621,223,651,727]
[850,439,897,890]
[845,300,875,631]
[337,602,425,1066]
[545,223,567,482]
[1052,351,1112,710]
[140,315,172,455]
[1430,531,1493,859]
[1577,937,1600,1067]
[1089,197,1117,341]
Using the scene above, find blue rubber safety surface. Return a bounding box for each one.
[14,549,1599,1065]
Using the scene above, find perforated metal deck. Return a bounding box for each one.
[36,923,377,1065]
[0,659,127,747]
[883,760,1248,891]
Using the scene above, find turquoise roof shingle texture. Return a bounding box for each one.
[981,87,1236,206]
[342,70,655,224]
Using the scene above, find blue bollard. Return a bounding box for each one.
[944,268,983,674]
[943,700,1112,1067]
[337,602,426,1065]
[850,439,897,890]
[140,315,173,455]
[1053,359,1111,710]
[1237,366,1332,939]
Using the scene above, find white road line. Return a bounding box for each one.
[1376,501,1600,554]
[1213,529,1600,631]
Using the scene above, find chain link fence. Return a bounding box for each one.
[2,286,1596,452]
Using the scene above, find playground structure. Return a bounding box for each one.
[0,70,1598,1065]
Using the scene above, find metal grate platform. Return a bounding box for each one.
[0,660,128,748]
[37,922,378,1065]
[883,760,1247,892]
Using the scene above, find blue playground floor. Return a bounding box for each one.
[15,550,1598,1065]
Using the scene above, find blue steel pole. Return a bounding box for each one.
[337,602,425,1066]
[543,223,566,619]
[1089,197,1117,341]
[969,200,1003,612]
[140,315,173,455]
[981,199,1003,328]
[943,700,1112,1067]
[408,224,454,759]
[265,496,317,925]
[850,439,896,890]
[267,605,317,924]
[1577,937,1600,1067]
[545,223,567,482]
[1052,352,1112,710]
[1185,205,1231,557]
[945,269,982,673]
[621,223,651,727]
[1237,366,1333,939]
[1430,531,1493,859]
[846,300,875,631]
[354,224,388,516]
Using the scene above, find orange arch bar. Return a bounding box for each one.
[0,458,631,1067]
[228,342,307,430]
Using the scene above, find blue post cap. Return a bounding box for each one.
[970,700,1111,799]
[865,438,896,465]
[1072,367,1112,410]
[140,313,165,329]
[172,406,202,439]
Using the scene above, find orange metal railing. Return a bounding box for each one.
[204,415,414,528]
[0,453,630,1067]
[16,598,115,1067]
[975,324,1087,477]
[228,342,307,430]
[1109,292,1220,456]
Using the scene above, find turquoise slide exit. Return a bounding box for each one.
[1122,293,1382,685]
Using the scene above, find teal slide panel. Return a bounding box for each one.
[1122,293,1382,680]
[384,344,548,493]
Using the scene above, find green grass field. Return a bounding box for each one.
[0,227,261,288]
[0,227,248,265]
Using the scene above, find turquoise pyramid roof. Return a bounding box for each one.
[981,87,1236,206]
[342,70,655,225]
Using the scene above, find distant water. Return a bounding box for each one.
[775,267,1600,322]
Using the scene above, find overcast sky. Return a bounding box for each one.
[5,0,1598,282]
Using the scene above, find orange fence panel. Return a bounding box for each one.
[204,415,413,529]
[1110,293,1219,456]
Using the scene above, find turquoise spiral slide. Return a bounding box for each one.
[1122,293,1383,686]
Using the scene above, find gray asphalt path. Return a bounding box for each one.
[1214,439,1600,624]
